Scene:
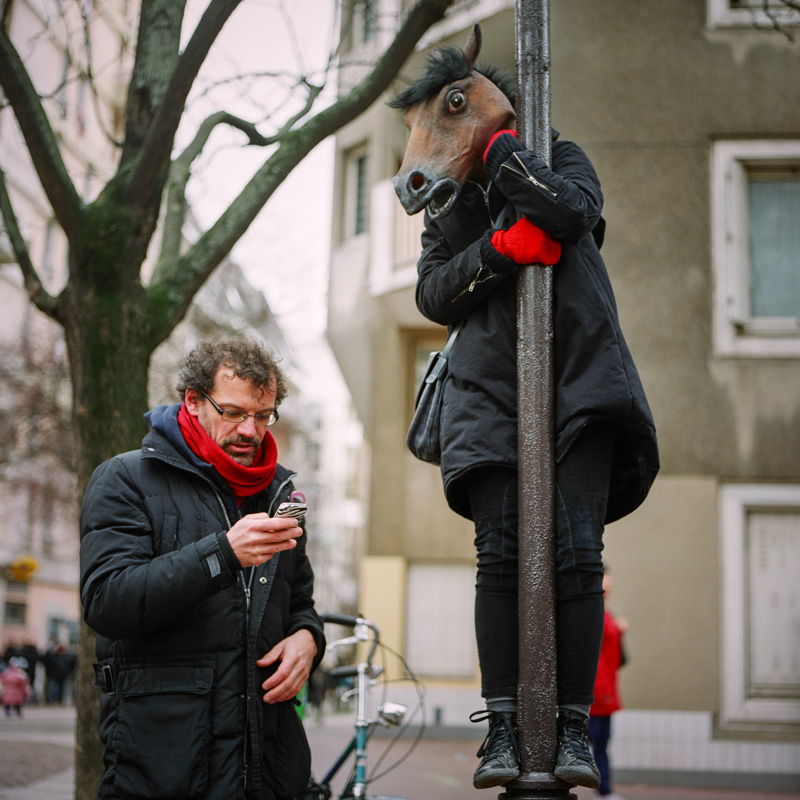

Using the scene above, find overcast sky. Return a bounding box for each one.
[179,1,338,345]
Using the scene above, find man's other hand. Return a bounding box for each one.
[257,629,317,704]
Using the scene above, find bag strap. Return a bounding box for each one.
[441,319,463,358]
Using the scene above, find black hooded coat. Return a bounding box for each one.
[415,132,659,522]
[79,404,325,800]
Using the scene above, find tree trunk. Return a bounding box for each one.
[60,243,154,799]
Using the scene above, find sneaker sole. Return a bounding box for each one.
[473,769,520,790]
[553,766,600,789]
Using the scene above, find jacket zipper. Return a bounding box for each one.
[143,446,297,793]
[210,474,296,791]
[501,152,558,198]
[451,266,493,303]
[208,486,251,789]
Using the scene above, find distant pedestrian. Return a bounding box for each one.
[589,568,629,799]
[0,657,33,717]
[44,643,77,704]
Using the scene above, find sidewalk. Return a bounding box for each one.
[0,704,74,799]
[1,705,798,799]
[305,714,800,800]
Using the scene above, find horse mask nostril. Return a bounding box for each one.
[410,173,425,192]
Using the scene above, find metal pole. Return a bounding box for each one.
[500,1,574,797]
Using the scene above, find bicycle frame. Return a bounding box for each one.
[308,614,410,800]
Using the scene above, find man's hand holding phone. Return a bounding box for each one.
[227,508,304,568]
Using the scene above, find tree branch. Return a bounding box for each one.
[0,24,83,242]
[146,0,455,346]
[0,167,60,321]
[158,82,323,266]
[127,0,243,210]
[79,0,125,149]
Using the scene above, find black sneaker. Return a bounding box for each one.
[554,709,601,788]
[469,709,520,789]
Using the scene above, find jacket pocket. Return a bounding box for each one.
[111,665,214,799]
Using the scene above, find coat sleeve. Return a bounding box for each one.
[415,213,515,325]
[493,139,604,245]
[79,456,237,640]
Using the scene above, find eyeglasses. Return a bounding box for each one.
[201,392,279,427]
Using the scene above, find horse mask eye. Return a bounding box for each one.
[446,89,466,113]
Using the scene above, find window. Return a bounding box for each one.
[405,563,476,678]
[48,617,79,645]
[4,602,27,626]
[42,220,57,281]
[711,140,800,356]
[342,0,379,51]
[720,484,800,731]
[708,0,800,29]
[361,0,377,43]
[344,146,369,238]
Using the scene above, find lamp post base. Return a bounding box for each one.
[498,772,577,799]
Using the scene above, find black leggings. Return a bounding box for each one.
[465,424,615,704]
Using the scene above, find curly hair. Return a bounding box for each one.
[176,338,288,407]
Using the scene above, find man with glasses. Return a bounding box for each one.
[79,337,325,800]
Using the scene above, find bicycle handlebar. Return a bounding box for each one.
[321,612,362,627]
[321,612,380,666]
[326,664,360,679]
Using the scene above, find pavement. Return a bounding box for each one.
[1,704,798,800]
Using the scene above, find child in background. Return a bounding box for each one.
[1,657,33,717]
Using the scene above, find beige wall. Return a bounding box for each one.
[604,475,720,711]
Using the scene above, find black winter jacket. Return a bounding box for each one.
[415,132,659,522]
[79,404,325,800]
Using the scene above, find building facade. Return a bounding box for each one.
[326,0,800,789]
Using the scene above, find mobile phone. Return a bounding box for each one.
[275,501,307,522]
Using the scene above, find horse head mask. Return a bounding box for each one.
[391,24,516,220]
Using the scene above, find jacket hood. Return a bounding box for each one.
[144,403,210,473]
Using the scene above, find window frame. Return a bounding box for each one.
[720,483,800,731]
[711,140,800,357]
[343,144,370,239]
[707,0,800,29]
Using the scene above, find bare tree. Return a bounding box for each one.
[0,0,454,795]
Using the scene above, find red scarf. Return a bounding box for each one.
[178,404,277,502]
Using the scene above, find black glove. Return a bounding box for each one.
[483,130,525,182]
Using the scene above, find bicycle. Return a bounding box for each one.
[300,613,425,800]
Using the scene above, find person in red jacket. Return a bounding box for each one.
[589,568,628,799]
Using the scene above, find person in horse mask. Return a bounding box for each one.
[391,26,658,792]
[80,337,325,800]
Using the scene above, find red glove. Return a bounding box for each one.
[491,218,561,265]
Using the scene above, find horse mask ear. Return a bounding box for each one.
[463,23,482,69]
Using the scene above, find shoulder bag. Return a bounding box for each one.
[406,320,463,464]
